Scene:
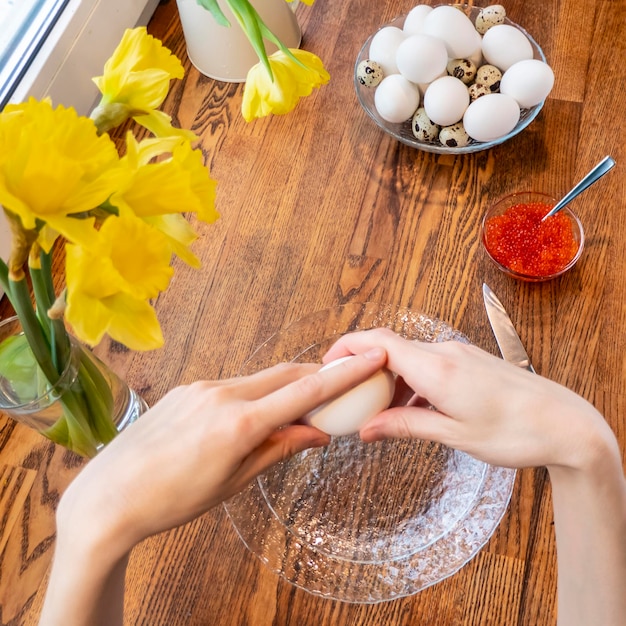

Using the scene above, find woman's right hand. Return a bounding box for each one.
[324,328,619,472]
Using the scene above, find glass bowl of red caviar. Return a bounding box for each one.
[481,191,584,282]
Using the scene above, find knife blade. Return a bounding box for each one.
[482,283,536,373]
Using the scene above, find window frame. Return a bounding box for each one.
[5,0,160,114]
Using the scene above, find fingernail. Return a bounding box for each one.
[363,347,385,361]
[360,427,384,443]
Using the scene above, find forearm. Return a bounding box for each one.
[548,437,626,626]
[39,525,130,626]
[38,477,138,626]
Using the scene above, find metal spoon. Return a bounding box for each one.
[542,155,616,221]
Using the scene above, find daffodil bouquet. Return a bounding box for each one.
[197,0,330,120]
[0,28,218,457]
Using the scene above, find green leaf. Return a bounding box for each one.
[228,0,273,78]
[0,334,48,401]
[195,0,231,27]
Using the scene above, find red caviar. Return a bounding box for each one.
[484,201,580,278]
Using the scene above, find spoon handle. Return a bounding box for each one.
[542,155,616,220]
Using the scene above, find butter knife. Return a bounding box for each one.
[482,283,536,373]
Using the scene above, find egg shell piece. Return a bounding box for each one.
[369,26,406,76]
[374,74,421,123]
[463,93,521,142]
[481,24,534,72]
[423,75,470,126]
[403,4,433,35]
[396,34,449,84]
[304,356,395,437]
[500,59,555,108]
[422,5,482,59]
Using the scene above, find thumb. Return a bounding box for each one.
[360,406,453,444]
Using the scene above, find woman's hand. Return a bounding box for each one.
[58,348,387,550]
[41,349,388,626]
[325,329,626,626]
[324,328,618,472]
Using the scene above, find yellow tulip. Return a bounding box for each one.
[242,49,330,121]
[65,214,173,350]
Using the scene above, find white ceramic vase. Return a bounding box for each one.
[176,0,302,82]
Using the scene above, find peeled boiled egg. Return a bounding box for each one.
[481,24,534,71]
[369,26,406,76]
[463,93,521,142]
[303,356,395,437]
[374,74,420,123]
[396,34,448,84]
[500,59,555,108]
[423,75,470,126]
[421,5,482,59]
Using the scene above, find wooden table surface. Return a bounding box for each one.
[1,0,625,623]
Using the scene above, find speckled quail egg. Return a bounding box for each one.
[411,107,441,142]
[356,59,384,87]
[475,4,506,35]
[475,64,502,92]
[446,58,477,84]
[469,82,492,101]
[439,123,471,147]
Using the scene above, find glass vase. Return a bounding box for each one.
[176,0,302,82]
[0,316,147,458]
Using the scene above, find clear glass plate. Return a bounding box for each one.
[224,303,516,603]
[354,5,547,154]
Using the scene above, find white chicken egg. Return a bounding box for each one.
[500,59,555,108]
[369,26,406,76]
[481,24,534,71]
[304,356,395,437]
[463,93,521,142]
[423,75,470,126]
[396,34,448,84]
[374,74,421,123]
[421,5,482,59]
[403,4,433,35]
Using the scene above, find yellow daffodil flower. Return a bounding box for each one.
[242,49,330,121]
[91,27,194,139]
[110,134,218,266]
[65,214,173,350]
[0,98,124,251]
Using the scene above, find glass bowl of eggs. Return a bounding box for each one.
[481,191,585,282]
[354,3,554,154]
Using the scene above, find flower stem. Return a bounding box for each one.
[7,275,60,383]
